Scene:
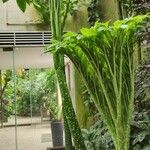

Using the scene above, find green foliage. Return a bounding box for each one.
[87,0,101,26]
[119,0,133,18]
[48,99,58,121]
[130,63,150,149]
[2,69,57,117]
[47,15,149,150]
[1,71,13,122]
[32,0,50,24]
[117,0,150,19]
[82,118,114,150]
[133,0,150,15]
[82,50,150,150]
[2,100,12,122]
[31,0,78,25]
[16,74,40,116]
[81,84,97,117]
[48,99,62,121]
[16,0,27,12]
[131,120,150,150]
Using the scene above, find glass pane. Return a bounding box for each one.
[0,48,16,150]
[0,48,53,150]
[15,67,52,150]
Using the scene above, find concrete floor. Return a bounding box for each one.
[0,116,52,150]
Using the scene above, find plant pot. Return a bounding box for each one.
[47,146,65,150]
[51,121,63,147]
[47,146,75,150]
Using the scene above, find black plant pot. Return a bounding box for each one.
[47,146,65,150]
[51,121,63,147]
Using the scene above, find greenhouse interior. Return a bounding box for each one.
[0,0,149,150]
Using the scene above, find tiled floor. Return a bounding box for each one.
[0,116,52,150]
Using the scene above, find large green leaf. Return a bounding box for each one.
[80,28,97,38]
[25,0,31,5]
[16,0,27,12]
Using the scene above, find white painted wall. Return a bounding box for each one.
[0,0,42,31]
[0,1,7,30]
[0,47,53,69]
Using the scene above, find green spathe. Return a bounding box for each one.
[47,14,149,150]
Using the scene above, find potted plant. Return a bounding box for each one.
[48,99,64,150]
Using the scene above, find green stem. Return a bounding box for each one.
[53,53,86,150]
[48,0,85,149]
[63,115,73,150]
[61,0,70,33]
[49,0,73,148]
